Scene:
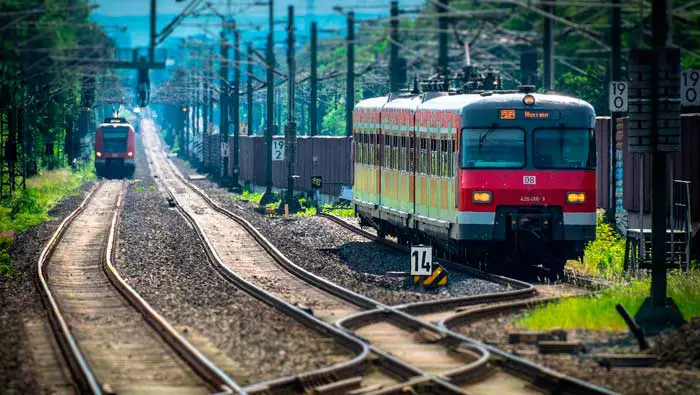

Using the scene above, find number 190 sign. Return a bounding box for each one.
[410,246,433,276]
[682,70,699,106]
[609,81,628,112]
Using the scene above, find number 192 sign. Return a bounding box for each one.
[410,246,433,276]
[272,140,285,161]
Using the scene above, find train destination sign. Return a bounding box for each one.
[499,109,561,120]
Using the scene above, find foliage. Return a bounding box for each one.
[1,0,113,177]
[0,165,94,276]
[322,203,355,217]
[516,269,700,331]
[567,216,627,279]
[231,185,264,204]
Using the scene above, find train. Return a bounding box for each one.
[352,85,597,274]
[95,117,136,178]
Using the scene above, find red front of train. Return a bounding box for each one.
[454,96,597,270]
[95,118,136,177]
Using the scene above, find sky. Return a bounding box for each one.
[93,0,426,47]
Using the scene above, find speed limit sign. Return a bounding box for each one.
[609,81,628,112]
[681,70,699,106]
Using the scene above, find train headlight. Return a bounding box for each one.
[566,192,586,204]
[128,152,133,157]
[472,191,493,204]
[96,152,102,157]
[523,95,536,106]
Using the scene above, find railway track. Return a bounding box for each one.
[37,180,243,395]
[142,120,616,395]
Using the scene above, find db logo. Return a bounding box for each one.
[523,176,536,185]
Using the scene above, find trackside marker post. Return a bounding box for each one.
[410,245,448,288]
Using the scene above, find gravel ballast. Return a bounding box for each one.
[170,158,506,306]
[0,183,93,394]
[116,135,352,385]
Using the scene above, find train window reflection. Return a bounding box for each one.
[461,128,525,169]
[533,129,593,169]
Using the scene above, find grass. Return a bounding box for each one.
[0,165,95,276]
[516,269,700,331]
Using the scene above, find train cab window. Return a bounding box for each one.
[461,128,525,169]
[533,129,594,169]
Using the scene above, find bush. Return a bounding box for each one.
[0,166,95,277]
[568,216,626,279]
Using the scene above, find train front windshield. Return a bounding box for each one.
[461,128,525,169]
[532,129,594,169]
[102,126,129,153]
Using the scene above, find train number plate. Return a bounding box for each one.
[523,176,536,185]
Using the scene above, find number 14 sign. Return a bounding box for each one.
[410,246,433,276]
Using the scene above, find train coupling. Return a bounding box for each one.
[510,213,551,232]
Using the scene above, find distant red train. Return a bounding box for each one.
[95,117,136,177]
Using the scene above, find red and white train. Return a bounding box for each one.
[95,117,136,178]
[352,87,597,273]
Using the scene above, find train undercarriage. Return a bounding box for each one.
[357,207,587,278]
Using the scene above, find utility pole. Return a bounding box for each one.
[150,0,156,63]
[345,11,354,138]
[202,59,210,171]
[543,1,555,90]
[437,0,448,75]
[633,0,684,332]
[608,0,621,220]
[208,50,214,127]
[219,21,230,183]
[310,22,318,137]
[247,43,254,136]
[261,0,276,205]
[390,1,399,92]
[285,5,300,212]
[231,25,242,191]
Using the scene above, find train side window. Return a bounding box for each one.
[419,138,426,174]
[441,139,448,178]
[451,138,457,176]
[428,139,437,175]
[367,133,371,165]
[446,139,452,176]
[386,135,391,169]
[401,136,407,172]
[407,136,413,172]
[361,135,366,165]
[393,136,399,170]
[361,134,365,165]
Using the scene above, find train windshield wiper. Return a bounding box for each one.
[477,129,495,152]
